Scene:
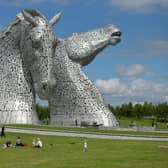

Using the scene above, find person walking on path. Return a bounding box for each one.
[1,126,5,137]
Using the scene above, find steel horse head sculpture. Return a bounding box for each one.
[0,9,61,124]
[49,24,121,127]
[0,9,121,127]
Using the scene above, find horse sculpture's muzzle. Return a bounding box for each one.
[110,30,121,44]
[111,31,122,37]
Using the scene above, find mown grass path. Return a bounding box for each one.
[6,127,168,141]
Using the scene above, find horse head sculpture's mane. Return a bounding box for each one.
[0,19,19,39]
[0,10,40,38]
[0,8,61,39]
[23,9,45,18]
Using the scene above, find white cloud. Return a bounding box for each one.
[95,77,168,105]
[115,64,145,77]
[121,39,168,57]
[110,0,168,13]
[163,96,168,102]
[150,40,168,50]
[0,0,45,6]
[129,79,166,97]
[147,40,168,55]
[0,0,74,6]
[95,78,128,94]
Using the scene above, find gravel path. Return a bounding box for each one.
[5,127,168,141]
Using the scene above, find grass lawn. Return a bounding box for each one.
[0,132,168,168]
[118,117,168,129]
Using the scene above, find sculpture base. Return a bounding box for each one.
[50,109,119,127]
[0,100,38,124]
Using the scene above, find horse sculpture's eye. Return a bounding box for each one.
[52,39,57,49]
[32,40,42,49]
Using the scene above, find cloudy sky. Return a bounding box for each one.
[0,0,167,106]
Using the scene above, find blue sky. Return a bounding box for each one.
[0,0,168,106]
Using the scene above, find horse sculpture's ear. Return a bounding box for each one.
[22,10,38,26]
[49,12,61,26]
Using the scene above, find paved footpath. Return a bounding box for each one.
[6,127,168,141]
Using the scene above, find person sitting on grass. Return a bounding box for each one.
[16,137,24,147]
[2,140,13,148]
[35,138,43,148]
[32,139,36,147]
[83,139,88,152]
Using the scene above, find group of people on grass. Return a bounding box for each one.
[2,137,87,152]
[1,126,88,151]
[2,137,43,148]
[2,136,88,151]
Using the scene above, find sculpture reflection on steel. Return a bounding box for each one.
[0,9,121,127]
[49,25,121,127]
[0,9,60,124]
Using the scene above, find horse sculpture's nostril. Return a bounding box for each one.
[117,31,122,36]
[112,31,122,37]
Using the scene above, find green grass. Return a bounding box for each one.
[3,124,168,137]
[0,132,168,168]
[119,117,152,127]
[118,117,168,129]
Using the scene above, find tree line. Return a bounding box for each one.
[35,102,168,122]
[108,102,168,122]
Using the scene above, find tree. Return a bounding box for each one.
[155,103,168,122]
[133,103,143,119]
[35,104,50,121]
